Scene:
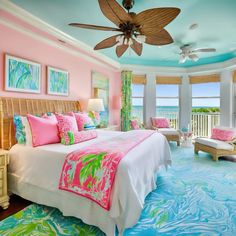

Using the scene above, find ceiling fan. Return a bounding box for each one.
[178,44,216,63]
[69,0,181,57]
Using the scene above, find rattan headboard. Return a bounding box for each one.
[0,97,81,150]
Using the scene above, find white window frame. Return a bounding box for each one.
[131,84,145,121]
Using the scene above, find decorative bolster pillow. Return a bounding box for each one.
[152,117,170,128]
[211,127,236,141]
[27,114,60,147]
[61,130,98,145]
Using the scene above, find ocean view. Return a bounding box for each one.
[132,106,220,121]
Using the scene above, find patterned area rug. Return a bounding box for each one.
[1,144,236,236]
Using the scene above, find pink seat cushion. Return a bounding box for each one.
[130,120,140,130]
[152,117,170,128]
[211,127,236,141]
[56,114,78,139]
[61,130,98,145]
[27,114,60,147]
[68,112,94,131]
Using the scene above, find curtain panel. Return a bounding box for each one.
[121,71,132,131]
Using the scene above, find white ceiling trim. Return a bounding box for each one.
[0,0,120,70]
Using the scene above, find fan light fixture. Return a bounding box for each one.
[136,35,146,43]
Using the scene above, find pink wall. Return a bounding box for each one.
[0,21,121,125]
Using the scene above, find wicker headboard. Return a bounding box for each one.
[0,97,81,150]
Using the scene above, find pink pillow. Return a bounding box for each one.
[27,114,60,147]
[211,128,236,141]
[56,114,78,139]
[61,130,97,145]
[152,117,170,128]
[130,120,140,130]
[68,112,94,131]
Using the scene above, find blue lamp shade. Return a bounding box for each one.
[87,98,105,112]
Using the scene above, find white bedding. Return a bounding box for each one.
[8,130,171,236]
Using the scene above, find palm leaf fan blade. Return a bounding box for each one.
[94,35,119,50]
[145,29,173,45]
[69,23,120,31]
[134,8,181,29]
[98,0,132,27]
[131,39,143,56]
[116,44,129,57]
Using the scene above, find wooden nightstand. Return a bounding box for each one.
[97,125,120,131]
[0,149,9,210]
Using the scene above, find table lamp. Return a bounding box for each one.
[87,98,105,112]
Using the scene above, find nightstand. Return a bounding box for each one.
[0,149,9,210]
[97,125,120,131]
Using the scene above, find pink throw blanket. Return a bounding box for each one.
[59,130,155,210]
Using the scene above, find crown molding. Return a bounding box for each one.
[0,18,121,71]
[121,57,236,76]
[0,0,120,70]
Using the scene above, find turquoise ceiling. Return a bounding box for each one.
[10,0,236,67]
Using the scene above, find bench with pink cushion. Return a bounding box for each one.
[194,126,236,161]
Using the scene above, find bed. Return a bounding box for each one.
[0,97,171,236]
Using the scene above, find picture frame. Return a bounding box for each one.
[5,54,41,93]
[47,66,69,96]
[91,71,109,124]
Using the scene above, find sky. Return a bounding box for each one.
[132,82,220,107]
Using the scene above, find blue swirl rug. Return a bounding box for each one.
[1,144,236,235]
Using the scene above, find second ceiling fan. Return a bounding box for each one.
[69,0,181,57]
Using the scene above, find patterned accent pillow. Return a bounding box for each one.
[13,115,26,144]
[61,130,98,145]
[56,114,78,140]
[68,112,95,131]
[152,117,170,128]
[130,119,140,130]
[88,111,100,126]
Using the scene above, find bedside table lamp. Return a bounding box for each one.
[87,98,105,113]
[87,98,105,127]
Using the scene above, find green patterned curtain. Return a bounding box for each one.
[121,71,132,131]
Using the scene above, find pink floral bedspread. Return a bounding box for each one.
[59,130,155,210]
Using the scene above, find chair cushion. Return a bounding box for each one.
[195,137,233,150]
[152,117,170,128]
[211,127,236,141]
[158,128,180,136]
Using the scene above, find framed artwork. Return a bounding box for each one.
[47,66,69,96]
[5,54,41,93]
[91,71,109,125]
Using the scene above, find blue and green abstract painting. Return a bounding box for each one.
[1,144,236,235]
[48,67,68,95]
[7,56,40,93]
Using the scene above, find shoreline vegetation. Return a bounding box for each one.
[191,107,220,113]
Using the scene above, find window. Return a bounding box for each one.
[191,82,220,137]
[131,84,144,122]
[156,84,179,128]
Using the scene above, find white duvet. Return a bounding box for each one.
[8,130,171,236]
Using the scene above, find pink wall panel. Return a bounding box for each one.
[0,23,121,125]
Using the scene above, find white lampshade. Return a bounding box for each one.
[87,98,105,112]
